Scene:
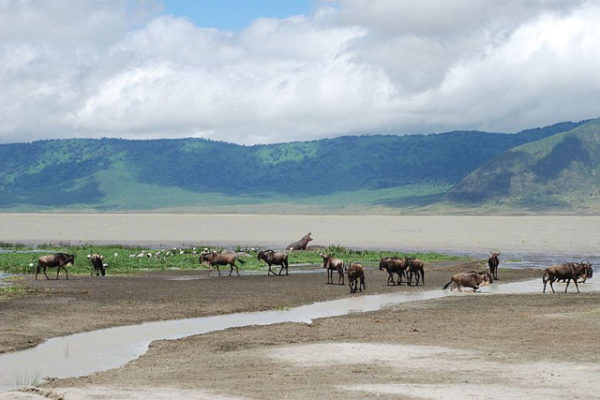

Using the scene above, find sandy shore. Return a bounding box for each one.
[2,261,599,399]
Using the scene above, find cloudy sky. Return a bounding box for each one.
[1,0,599,144]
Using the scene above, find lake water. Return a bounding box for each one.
[0,214,598,256]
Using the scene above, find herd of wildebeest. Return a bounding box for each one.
[33,232,594,294]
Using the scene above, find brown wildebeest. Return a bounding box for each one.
[89,253,106,276]
[405,257,425,286]
[347,262,366,293]
[488,252,500,280]
[443,271,492,292]
[257,250,289,276]
[36,253,76,280]
[286,233,313,250]
[321,254,344,285]
[379,257,407,285]
[557,261,594,283]
[200,251,246,277]
[542,262,592,293]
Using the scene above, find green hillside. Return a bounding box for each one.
[0,120,586,211]
[444,119,600,211]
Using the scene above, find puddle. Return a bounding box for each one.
[0,278,598,392]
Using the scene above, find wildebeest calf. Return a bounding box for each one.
[347,262,366,293]
[89,253,106,276]
[542,262,592,293]
[36,253,76,280]
[443,271,492,292]
[257,250,289,276]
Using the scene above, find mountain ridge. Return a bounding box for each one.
[0,120,593,212]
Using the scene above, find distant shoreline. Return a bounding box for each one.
[1,214,598,255]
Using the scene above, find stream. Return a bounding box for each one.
[1,277,599,392]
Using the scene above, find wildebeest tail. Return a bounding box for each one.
[443,280,453,290]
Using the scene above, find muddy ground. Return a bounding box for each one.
[2,262,599,400]
[1,260,517,353]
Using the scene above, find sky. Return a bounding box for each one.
[1,0,599,144]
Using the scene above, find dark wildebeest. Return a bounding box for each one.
[89,253,106,276]
[347,262,366,293]
[286,233,313,250]
[379,257,407,285]
[405,257,425,286]
[488,252,500,280]
[36,253,76,280]
[443,271,492,292]
[321,254,344,285]
[542,262,593,293]
[200,251,246,277]
[257,250,289,276]
[557,261,593,283]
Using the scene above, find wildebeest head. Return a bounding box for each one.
[379,257,388,270]
[301,233,313,245]
[257,250,274,262]
[59,253,76,266]
[321,254,330,268]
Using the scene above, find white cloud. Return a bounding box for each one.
[0,0,599,144]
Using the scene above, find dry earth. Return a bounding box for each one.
[2,263,599,400]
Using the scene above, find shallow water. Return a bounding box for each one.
[1,278,598,392]
[1,214,599,255]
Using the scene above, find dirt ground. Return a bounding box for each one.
[2,262,599,400]
[1,259,519,353]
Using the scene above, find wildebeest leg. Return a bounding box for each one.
[216,265,221,277]
[267,263,275,276]
[387,272,394,285]
[56,266,61,280]
[549,278,556,293]
[278,265,284,276]
[421,269,425,285]
[338,268,344,285]
[235,263,240,276]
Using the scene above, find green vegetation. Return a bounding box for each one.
[445,119,600,211]
[0,245,463,276]
[0,120,584,211]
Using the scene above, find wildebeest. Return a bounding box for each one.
[347,262,366,293]
[36,253,76,280]
[286,233,313,250]
[443,271,492,292]
[200,251,246,276]
[405,257,425,286]
[542,262,593,293]
[379,257,407,285]
[257,250,289,276]
[89,253,106,276]
[557,261,594,284]
[321,254,344,285]
[488,252,500,280]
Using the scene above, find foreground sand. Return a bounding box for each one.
[2,264,599,400]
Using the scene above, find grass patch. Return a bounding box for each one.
[0,245,463,276]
